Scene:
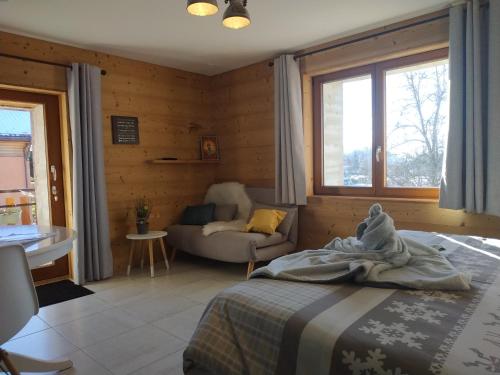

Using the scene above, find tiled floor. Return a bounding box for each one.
[3,257,246,375]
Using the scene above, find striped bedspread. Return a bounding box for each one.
[183,231,500,375]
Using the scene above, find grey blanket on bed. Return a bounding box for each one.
[251,204,471,290]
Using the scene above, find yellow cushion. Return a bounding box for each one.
[246,209,287,235]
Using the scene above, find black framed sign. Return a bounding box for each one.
[111,116,139,144]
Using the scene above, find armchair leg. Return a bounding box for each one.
[246,261,255,280]
[170,247,177,264]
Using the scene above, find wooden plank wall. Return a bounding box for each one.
[4,10,500,276]
[300,196,500,250]
[210,15,500,250]
[0,31,216,274]
[211,61,275,188]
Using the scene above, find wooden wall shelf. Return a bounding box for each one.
[148,159,220,164]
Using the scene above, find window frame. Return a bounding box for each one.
[313,48,449,198]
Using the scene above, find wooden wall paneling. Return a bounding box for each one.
[4,9,500,275]
[211,61,275,188]
[0,31,215,274]
[298,196,500,250]
[301,15,449,76]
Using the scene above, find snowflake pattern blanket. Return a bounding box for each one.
[250,204,471,290]
[184,231,500,375]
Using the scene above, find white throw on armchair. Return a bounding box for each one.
[0,244,72,374]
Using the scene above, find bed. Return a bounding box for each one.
[183,230,500,375]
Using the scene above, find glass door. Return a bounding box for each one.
[0,88,69,282]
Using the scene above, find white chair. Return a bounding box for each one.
[0,244,72,374]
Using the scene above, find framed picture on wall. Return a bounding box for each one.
[111,116,139,144]
[200,136,220,161]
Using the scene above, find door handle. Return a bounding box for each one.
[50,165,57,181]
[51,185,59,202]
[376,146,382,163]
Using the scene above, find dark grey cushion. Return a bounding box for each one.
[180,203,215,225]
[214,204,238,222]
[252,202,298,239]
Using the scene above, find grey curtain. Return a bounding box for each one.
[274,55,307,205]
[67,63,113,284]
[440,0,500,215]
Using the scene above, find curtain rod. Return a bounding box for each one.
[0,52,107,75]
[268,11,450,67]
[293,12,449,61]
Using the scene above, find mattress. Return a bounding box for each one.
[183,231,500,375]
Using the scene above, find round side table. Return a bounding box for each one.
[126,231,169,277]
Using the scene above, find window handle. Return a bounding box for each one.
[376,146,382,163]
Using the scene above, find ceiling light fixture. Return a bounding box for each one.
[222,0,250,30]
[186,0,219,16]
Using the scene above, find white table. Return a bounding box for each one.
[0,224,76,374]
[126,231,169,277]
[0,225,76,269]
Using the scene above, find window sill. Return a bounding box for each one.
[307,194,439,204]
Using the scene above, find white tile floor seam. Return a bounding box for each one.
[129,348,185,375]
[37,294,114,326]
[6,258,246,374]
[10,315,51,341]
[3,328,80,362]
[52,308,147,348]
[81,324,187,375]
[151,304,206,342]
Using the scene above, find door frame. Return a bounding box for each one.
[0,84,74,282]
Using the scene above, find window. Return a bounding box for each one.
[313,49,449,198]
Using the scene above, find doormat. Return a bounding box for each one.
[35,280,94,308]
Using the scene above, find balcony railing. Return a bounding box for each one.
[0,189,37,225]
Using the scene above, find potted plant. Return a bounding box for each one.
[135,198,152,234]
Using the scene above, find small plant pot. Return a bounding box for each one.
[136,221,149,235]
